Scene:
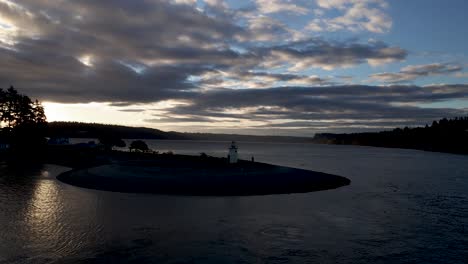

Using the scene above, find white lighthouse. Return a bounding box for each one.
[228,141,238,164]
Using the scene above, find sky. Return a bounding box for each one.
[0,0,467,136]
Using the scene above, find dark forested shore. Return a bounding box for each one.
[312,117,468,155]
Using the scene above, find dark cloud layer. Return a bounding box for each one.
[261,39,407,70]
[0,0,409,103]
[370,63,463,83]
[162,84,468,129]
[0,0,466,134]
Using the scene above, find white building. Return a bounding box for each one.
[228,141,238,164]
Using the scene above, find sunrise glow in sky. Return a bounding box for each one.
[1,0,468,135]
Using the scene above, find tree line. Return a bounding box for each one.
[313,117,468,154]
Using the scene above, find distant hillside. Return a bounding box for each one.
[312,117,468,155]
[47,122,187,140]
[47,122,314,143]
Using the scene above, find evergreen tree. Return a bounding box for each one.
[0,86,48,153]
[0,86,46,128]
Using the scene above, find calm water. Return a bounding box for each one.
[1,141,468,263]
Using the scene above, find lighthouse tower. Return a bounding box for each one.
[228,141,238,164]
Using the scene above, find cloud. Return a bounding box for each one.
[172,0,198,6]
[158,84,468,131]
[0,0,407,102]
[255,0,308,15]
[455,72,468,78]
[117,109,147,113]
[309,0,392,33]
[262,39,406,71]
[0,0,245,102]
[196,70,332,89]
[1,0,466,135]
[145,116,213,123]
[0,0,244,57]
[252,119,431,130]
[242,15,300,42]
[370,63,463,83]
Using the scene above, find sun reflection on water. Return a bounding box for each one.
[18,165,105,259]
[26,175,62,235]
[22,167,80,257]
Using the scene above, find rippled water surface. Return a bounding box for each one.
[1,141,468,263]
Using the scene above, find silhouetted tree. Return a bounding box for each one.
[0,86,47,155]
[98,134,126,151]
[129,140,149,152]
[0,86,46,129]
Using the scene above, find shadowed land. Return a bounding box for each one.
[53,150,350,196]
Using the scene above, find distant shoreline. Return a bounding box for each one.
[47,117,468,155]
[47,121,314,143]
